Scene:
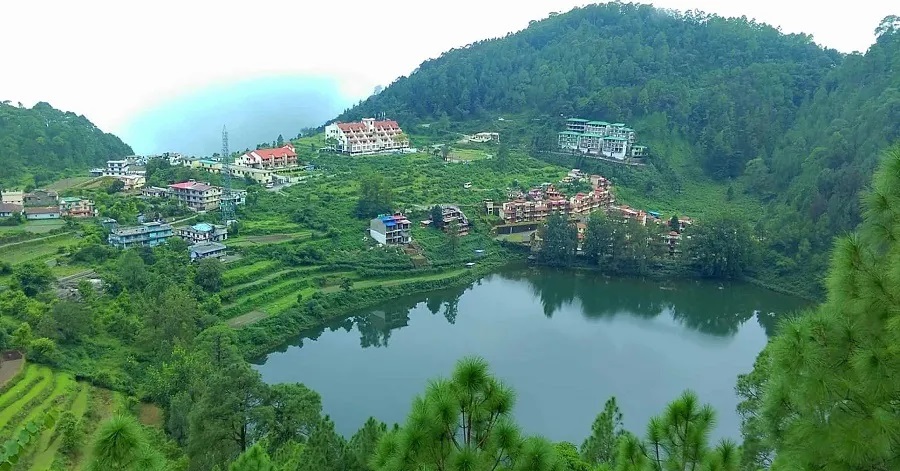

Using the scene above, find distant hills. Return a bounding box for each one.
[339,3,900,295]
[0,101,133,189]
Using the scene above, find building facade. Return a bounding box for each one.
[1,191,24,206]
[23,190,59,207]
[431,205,470,236]
[105,160,130,176]
[59,197,96,218]
[168,180,223,211]
[24,207,61,220]
[0,203,23,218]
[558,118,642,160]
[324,118,409,155]
[235,144,298,169]
[369,213,412,245]
[175,222,228,244]
[189,242,227,261]
[108,222,174,249]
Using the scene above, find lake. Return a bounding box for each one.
[255,267,809,444]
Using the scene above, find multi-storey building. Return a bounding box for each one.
[558,118,642,160]
[431,205,470,236]
[235,144,298,169]
[168,180,223,211]
[117,174,145,190]
[1,191,24,206]
[369,213,412,245]
[59,197,96,218]
[107,222,174,249]
[175,222,228,244]
[324,118,409,155]
[498,178,614,224]
[105,160,130,176]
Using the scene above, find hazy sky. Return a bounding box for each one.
[1,0,894,138]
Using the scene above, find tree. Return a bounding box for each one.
[341,277,353,292]
[276,134,285,147]
[42,300,94,343]
[583,212,622,270]
[616,391,739,471]
[13,261,54,296]
[347,417,387,471]
[494,142,510,171]
[685,214,754,279]
[539,212,577,267]
[230,442,276,471]
[735,348,773,471]
[355,174,393,218]
[298,416,347,471]
[371,356,562,470]
[266,383,322,450]
[195,258,224,292]
[430,205,444,229]
[668,215,680,232]
[750,145,900,470]
[580,397,624,468]
[447,219,460,256]
[87,415,165,471]
[107,179,126,194]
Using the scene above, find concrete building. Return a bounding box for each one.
[105,160,130,176]
[59,197,96,218]
[235,144,298,169]
[24,207,61,220]
[325,118,409,155]
[176,222,228,244]
[23,190,59,207]
[168,180,222,211]
[142,186,170,198]
[189,242,227,261]
[369,213,412,245]
[228,165,274,185]
[0,203,23,218]
[1,191,24,206]
[468,132,500,143]
[108,222,174,249]
[116,174,145,190]
[558,118,642,160]
[430,205,470,236]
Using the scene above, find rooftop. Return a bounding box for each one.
[60,197,83,203]
[566,118,589,122]
[0,203,23,213]
[169,181,215,192]
[190,242,227,254]
[24,206,59,214]
[111,222,172,236]
[586,121,609,125]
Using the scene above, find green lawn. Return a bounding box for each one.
[0,366,53,426]
[0,219,67,234]
[0,234,78,265]
[46,176,96,191]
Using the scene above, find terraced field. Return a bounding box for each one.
[0,364,122,470]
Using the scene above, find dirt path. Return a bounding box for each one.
[0,358,25,387]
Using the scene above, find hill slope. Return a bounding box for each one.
[0,101,133,189]
[339,4,900,296]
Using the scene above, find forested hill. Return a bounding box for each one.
[338,3,842,179]
[0,101,133,188]
[341,4,900,296]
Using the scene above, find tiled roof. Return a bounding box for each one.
[24,206,60,214]
[0,203,23,213]
[251,144,297,160]
[169,181,214,192]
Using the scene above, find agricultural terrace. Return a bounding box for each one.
[0,363,163,470]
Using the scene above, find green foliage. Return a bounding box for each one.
[346,417,387,471]
[580,397,624,468]
[748,145,900,470]
[371,356,562,470]
[12,262,54,297]
[195,258,224,292]
[0,101,132,188]
[229,442,275,471]
[685,214,755,279]
[87,415,165,471]
[298,416,347,471]
[616,391,739,471]
[539,212,577,267]
[355,174,394,219]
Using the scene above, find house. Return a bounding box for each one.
[483,200,500,216]
[0,203,23,218]
[431,205,470,236]
[23,190,59,207]
[107,222,174,249]
[1,191,24,206]
[631,145,648,158]
[59,197,96,218]
[557,118,641,160]
[116,174,145,190]
[324,118,409,155]
[468,132,499,143]
[369,213,412,245]
[229,165,274,185]
[105,159,130,176]
[175,222,228,244]
[24,207,61,220]
[142,186,170,198]
[235,144,298,169]
[168,180,223,211]
[189,242,227,261]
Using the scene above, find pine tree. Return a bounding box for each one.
[229,442,275,471]
[87,415,165,471]
[580,397,625,467]
[752,145,900,470]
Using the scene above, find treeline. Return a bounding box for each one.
[536,211,754,281]
[0,101,133,188]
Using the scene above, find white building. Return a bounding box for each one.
[324,118,409,155]
[105,160,130,176]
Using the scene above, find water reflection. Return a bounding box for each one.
[291,268,807,350]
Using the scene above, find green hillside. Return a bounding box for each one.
[339,4,900,296]
[0,102,133,189]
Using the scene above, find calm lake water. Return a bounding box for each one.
[255,268,809,443]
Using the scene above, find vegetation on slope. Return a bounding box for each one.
[0,102,133,189]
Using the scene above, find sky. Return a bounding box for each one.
[1,0,894,153]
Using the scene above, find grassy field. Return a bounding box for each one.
[0,220,67,234]
[0,234,78,265]
[0,364,128,471]
[46,177,96,192]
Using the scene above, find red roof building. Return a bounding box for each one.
[324,118,409,155]
[236,144,297,169]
